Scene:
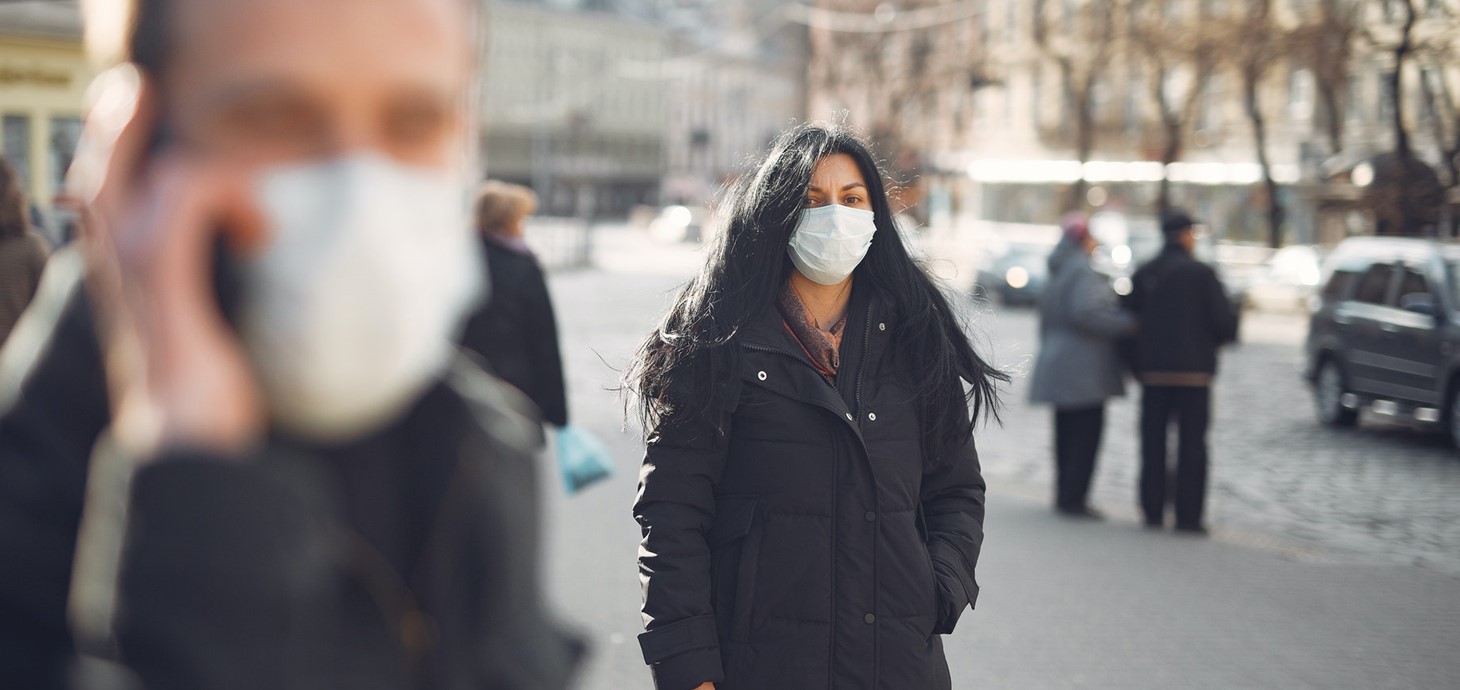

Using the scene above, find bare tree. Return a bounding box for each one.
[1288,0,1359,156]
[1031,0,1121,210]
[1231,0,1288,247]
[1359,0,1446,236]
[1130,0,1219,215]
[1412,1,1460,236]
[808,0,990,205]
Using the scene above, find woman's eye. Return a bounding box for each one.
[844,196,863,205]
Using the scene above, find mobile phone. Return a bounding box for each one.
[146,120,245,328]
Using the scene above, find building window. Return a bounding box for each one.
[1124,67,1143,133]
[1289,67,1314,120]
[50,117,83,198]
[1031,66,1043,125]
[2,115,31,191]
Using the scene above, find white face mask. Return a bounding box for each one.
[240,153,483,443]
[786,203,877,286]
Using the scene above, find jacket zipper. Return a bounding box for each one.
[741,342,834,387]
[854,301,873,417]
[856,300,879,686]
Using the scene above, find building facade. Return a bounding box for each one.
[481,1,670,217]
[0,1,90,233]
[806,0,1460,246]
[660,0,808,208]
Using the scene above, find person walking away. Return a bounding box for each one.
[629,124,1006,690]
[1028,213,1135,519]
[460,181,567,428]
[0,1,583,687]
[459,182,609,492]
[1126,211,1239,534]
[0,157,51,346]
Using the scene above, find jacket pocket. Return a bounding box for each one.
[915,505,939,638]
[708,495,762,643]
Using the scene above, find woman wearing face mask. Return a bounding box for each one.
[629,124,1005,690]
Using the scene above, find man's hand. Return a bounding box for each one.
[692,683,715,690]
[78,70,267,457]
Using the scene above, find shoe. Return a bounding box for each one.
[1173,523,1209,536]
[1143,518,1164,530]
[1056,505,1106,521]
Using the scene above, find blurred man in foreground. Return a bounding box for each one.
[0,0,581,687]
[1126,211,1239,535]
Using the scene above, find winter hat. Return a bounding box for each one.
[1060,212,1090,242]
[1161,210,1198,235]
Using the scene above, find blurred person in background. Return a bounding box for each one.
[0,157,52,346]
[460,181,567,428]
[1126,211,1239,535]
[0,0,582,688]
[1028,212,1136,520]
[629,124,1005,690]
[459,181,610,495]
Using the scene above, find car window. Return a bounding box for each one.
[1322,269,1359,302]
[1352,264,1394,305]
[1396,268,1431,306]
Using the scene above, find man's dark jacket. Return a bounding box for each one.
[459,237,568,427]
[634,282,985,690]
[0,252,582,690]
[1125,243,1240,376]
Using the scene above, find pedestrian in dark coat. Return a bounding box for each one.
[0,0,583,687]
[1028,213,1136,518]
[459,182,569,427]
[1125,211,1239,533]
[629,124,1006,690]
[0,270,584,690]
[0,157,51,346]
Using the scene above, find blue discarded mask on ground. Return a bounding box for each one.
[555,425,613,494]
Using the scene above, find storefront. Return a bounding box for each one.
[0,18,91,225]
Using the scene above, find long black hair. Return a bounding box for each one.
[627,123,1005,457]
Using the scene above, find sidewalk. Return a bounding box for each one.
[542,229,1460,690]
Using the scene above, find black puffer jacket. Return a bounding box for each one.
[634,282,986,690]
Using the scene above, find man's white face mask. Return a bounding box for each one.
[240,153,483,443]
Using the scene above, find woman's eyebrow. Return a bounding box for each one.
[841,182,867,192]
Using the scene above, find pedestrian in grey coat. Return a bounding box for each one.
[1028,213,1136,519]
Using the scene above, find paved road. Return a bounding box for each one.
[538,228,1460,690]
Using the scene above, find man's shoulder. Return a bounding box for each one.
[444,354,546,455]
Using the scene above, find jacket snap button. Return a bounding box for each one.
[878,322,886,331]
[867,412,877,421]
[757,371,767,381]
[864,511,876,522]
[864,613,876,624]
[845,412,854,421]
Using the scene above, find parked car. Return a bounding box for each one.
[974,236,1059,306]
[1245,245,1325,313]
[648,204,706,243]
[1305,237,1460,446]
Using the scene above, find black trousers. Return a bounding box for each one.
[1139,385,1211,527]
[1053,405,1105,511]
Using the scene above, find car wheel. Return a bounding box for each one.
[1316,359,1358,427]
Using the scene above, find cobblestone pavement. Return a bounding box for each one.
[538,228,1460,690]
[973,299,1460,575]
